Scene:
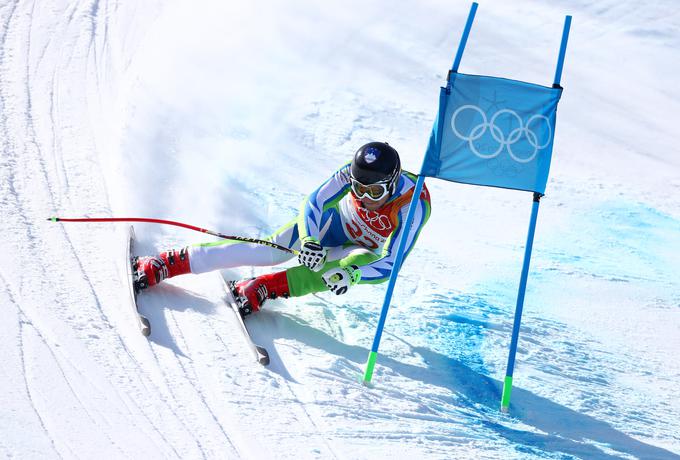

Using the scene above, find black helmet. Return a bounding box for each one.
[350,142,401,195]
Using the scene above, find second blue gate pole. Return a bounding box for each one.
[500,14,571,412]
[500,192,542,412]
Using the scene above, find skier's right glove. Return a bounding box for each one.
[298,237,327,272]
[322,265,361,295]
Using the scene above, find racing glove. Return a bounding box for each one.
[322,265,361,295]
[298,237,327,272]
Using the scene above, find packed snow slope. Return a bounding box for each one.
[1,0,679,458]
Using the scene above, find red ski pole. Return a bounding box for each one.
[48,216,298,255]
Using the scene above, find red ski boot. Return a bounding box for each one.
[134,247,191,291]
[233,270,290,316]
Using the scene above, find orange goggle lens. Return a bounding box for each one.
[351,179,389,201]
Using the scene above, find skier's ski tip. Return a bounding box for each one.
[127,226,152,337]
[255,346,270,366]
[221,275,271,366]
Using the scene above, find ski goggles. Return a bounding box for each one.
[350,178,391,201]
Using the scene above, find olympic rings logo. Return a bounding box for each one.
[450,105,552,164]
[357,208,392,231]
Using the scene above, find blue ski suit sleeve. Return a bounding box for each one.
[297,163,352,241]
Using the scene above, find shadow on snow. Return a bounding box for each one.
[258,312,680,460]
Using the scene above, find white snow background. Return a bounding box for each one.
[1,0,679,458]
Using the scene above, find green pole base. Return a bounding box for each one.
[362,351,378,385]
[500,375,513,412]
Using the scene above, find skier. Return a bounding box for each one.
[134,142,431,315]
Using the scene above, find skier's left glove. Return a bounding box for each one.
[322,265,361,295]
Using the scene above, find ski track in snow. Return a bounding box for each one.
[0,272,63,459]
[1,0,680,459]
[166,308,240,457]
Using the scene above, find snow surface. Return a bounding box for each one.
[1,0,679,458]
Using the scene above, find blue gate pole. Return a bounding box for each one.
[362,2,478,385]
[553,15,572,87]
[363,175,425,383]
[500,15,571,412]
[500,192,542,411]
[451,2,478,72]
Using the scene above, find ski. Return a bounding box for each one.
[220,276,270,366]
[126,226,151,336]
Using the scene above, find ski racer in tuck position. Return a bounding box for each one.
[134,142,431,315]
